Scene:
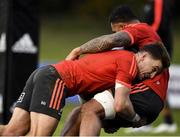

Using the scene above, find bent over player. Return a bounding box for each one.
[0,42,170,136]
[61,5,171,136]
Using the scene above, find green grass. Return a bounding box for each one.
[52,104,77,136]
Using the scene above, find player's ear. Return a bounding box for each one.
[143,52,149,59]
[139,52,147,62]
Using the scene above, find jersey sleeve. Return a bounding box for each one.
[142,69,169,101]
[122,25,138,46]
[115,55,137,88]
[122,24,147,47]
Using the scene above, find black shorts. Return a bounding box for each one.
[15,65,68,120]
[102,89,164,128]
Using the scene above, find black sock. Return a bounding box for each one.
[164,114,174,125]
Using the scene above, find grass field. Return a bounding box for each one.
[40,16,109,62]
[40,16,180,136]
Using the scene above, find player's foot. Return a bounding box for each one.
[125,125,153,133]
[153,123,177,133]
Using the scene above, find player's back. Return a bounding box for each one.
[53,50,136,96]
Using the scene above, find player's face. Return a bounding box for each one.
[137,53,162,80]
[111,22,125,32]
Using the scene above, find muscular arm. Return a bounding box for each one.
[66,31,131,60]
[114,83,137,121]
[80,31,131,53]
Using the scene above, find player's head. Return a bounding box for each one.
[136,42,170,80]
[109,5,139,32]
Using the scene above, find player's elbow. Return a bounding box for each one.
[114,102,126,113]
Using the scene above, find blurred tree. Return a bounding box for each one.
[40,0,179,20]
[70,0,145,19]
[40,0,144,17]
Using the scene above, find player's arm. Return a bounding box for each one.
[114,82,140,122]
[66,31,131,60]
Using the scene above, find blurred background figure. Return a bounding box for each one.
[143,0,177,133]
[126,0,177,133]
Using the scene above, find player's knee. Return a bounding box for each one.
[80,104,98,118]
[81,105,92,115]
[114,103,126,113]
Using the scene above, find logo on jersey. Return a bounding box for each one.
[156,81,160,85]
[11,33,37,54]
[17,92,25,103]
[41,101,47,106]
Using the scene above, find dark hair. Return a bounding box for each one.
[109,5,138,23]
[139,41,171,71]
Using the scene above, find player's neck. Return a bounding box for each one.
[128,19,140,24]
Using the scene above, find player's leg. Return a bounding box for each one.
[62,90,115,136]
[80,90,115,136]
[61,106,81,136]
[61,95,91,136]
[61,93,109,136]
[27,112,59,136]
[163,100,174,124]
[26,65,67,136]
[0,68,39,136]
[1,108,30,136]
[153,100,177,133]
[79,99,103,136]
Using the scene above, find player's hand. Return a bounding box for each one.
[65,47,80,60]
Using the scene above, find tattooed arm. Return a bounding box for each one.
[66,31,131,60]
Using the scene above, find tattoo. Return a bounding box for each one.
[80,31,131,54]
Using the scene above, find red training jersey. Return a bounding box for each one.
[122,23,169,101]
[53,50,137,97]
[122,23,161,48]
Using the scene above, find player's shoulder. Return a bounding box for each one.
[111,49,134,55]
[126,23,149,28]
[112,50,135,61]
[124,23,153,34]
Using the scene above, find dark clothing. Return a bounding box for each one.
[15,65,68,120]
[143,0,174,57]
[103,89,164,128]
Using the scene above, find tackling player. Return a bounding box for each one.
[61,5,171,136]
[0,42,170,136]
